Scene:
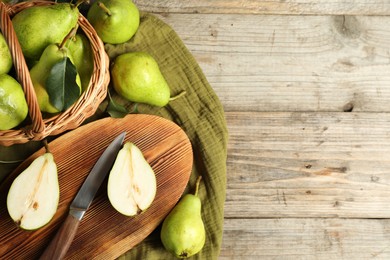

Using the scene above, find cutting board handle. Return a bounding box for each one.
[39,214,80,260]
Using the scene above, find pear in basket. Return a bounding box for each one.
[65,33,94,91]
[0,74,28,130]
[12,2,79,60]
[0,32,12,75]
[30,43,81,114]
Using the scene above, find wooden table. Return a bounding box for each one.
[134,1,390,258]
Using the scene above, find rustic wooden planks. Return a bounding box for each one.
[134,0,390,15]
[133,0,390,259]
[225,112,390,218]
[221,218,390,259]
[155,13,390,112]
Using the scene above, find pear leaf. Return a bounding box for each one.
[107,92,129,118]
[46,57,80,112]
[106,91,140,118]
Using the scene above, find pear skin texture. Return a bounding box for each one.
[0,32,12,75]
[111,52,171,107]
[30,44,81,113]
[65,34,94,91]
[12,3,79,60]
[0,74,28,130]
[87,0,139,44]
[7,153,59,230]
[160,194,206,258]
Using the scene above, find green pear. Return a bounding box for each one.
[111,52,171,107]
[12,3,79,60]
[65,33,94,91]
[87,0,139,44]
[0,32,12,75]
[107,142,156,216]
[160,176,206,258]
[30,43,81,113]
[7,152,59,230]
[0,74,28,130]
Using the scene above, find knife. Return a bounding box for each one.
[39,132,126,260]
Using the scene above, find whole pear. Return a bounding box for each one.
[111,52,171,107]
[0,74,28,130]
[7,152,59,230]
[12,3,79,60]
[30,43,81,113]
[65,33,94,91]
[87,0,139,44]
[160,176,206,258]
[0,32,12,74]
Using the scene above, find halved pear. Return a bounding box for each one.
[7,153,59,230]
[107,142,156,216]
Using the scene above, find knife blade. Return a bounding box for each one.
[39,132,126,260]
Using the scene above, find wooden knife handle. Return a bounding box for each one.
[39,214,80,260]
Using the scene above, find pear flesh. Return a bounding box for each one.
[12,3,79,60]
[161,177,206,258]
[111,52,171,107]
[107,142,156,216]
[7,153,59,230]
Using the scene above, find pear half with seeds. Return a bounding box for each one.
[107,142,156,216]
[7,153,59,230]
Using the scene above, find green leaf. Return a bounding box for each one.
[106,91,140,118]
[107,91,129,118]
[46,57,80,112]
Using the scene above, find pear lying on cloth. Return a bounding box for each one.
[111,52,171,107]
[161,176,206,258]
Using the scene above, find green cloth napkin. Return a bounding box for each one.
[106,12,228,259]
[0,11,228,260]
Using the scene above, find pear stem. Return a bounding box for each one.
[169,91,187,102]
[97,2,112,16]
[74,0,87,9]
[59,24,79,49]
[194,176,202,197]
[43,139,50,154]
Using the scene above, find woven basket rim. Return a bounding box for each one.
[0,1,110,146]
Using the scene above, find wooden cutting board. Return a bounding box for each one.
[0,114,193,259]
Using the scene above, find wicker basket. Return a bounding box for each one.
[0,1,110,146]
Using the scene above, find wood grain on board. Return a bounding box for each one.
[0,114,193,259]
